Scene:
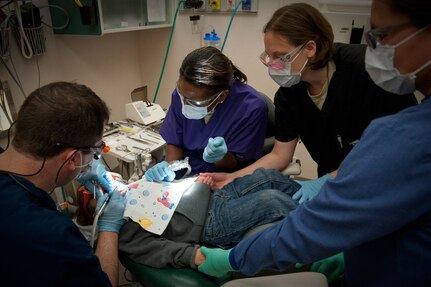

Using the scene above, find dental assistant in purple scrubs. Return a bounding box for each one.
[145,46,268,182]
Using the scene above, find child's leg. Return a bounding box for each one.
[205,189,298,247]
[213,168,301,199]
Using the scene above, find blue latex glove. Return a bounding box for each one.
[77,160,113,194]
[145,161,176,182]
[292,173,333,204]
[198,247,235,277]
[96,189,125,233]
[203,137,228,163]
[296,253,345,283]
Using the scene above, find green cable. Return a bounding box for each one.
[221,0,243,52]
[153,0,184,103]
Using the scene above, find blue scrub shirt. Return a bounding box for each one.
[0,150,111,287]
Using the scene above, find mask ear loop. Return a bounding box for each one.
[51,150,79,195]
[74,150,87,168]
[392,25,430,49]
[207,90,225,113]
[411,58,431,75]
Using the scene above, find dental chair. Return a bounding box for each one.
[119,182,233,287]
[259,92,301,177]
[119,93,305,287]
[120,218,327,287]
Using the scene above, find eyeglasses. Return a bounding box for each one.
[260,43,305,70]
[56,141,107,160]
[176,85,224,107]
[365,22,411,49]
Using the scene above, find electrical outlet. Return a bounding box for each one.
[183,0,205,10]
[209,0,221,10]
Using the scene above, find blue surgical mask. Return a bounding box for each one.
[182,105,209,120]
[180,91,223,120]
[365,26,431,95]
[268,51,308,88]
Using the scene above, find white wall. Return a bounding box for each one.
[138,0,318,178]
[1,0,372,178]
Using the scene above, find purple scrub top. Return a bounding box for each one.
[160,80,267,175]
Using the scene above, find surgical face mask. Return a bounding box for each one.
[180,90,223,120]
[365,25,431,95]
[181,105,208,120]
[267,49,308,88]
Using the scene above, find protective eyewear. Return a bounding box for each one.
[176,86,224,107]
[365,22,411,49]
[56,141,107,160]
[74,151,94,168]
[260,43,305,70]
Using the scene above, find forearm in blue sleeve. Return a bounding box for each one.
[232,119,430,275]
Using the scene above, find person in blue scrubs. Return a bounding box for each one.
[197,0,431,286]
[0,82,125,287]
[204,3,416,203]
[145,46,267,182]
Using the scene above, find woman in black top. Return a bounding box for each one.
[206,3,417,203]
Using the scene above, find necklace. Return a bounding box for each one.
[307,79,328,97]
[307,64,329,97]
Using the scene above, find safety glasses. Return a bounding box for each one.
[176,85,224,107]
[56,141,107,160]
[365,22,411,49]
[260,43,305,70]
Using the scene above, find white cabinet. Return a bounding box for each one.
[49,0,173,35]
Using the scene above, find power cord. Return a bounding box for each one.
[13,1,33,59]
[38,4,69,30]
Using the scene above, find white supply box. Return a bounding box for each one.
[125,101,165,126]
[103,124,166,163]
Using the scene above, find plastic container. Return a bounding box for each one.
[203,29,221,49]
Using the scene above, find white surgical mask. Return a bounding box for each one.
[268,51,308,88]
[365,26,431,95]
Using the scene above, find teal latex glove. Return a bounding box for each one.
[292,173,333,204]
[96,189,125,233]
[198,247,235,277]
[203,137,228,163]
[145,161,175,182]
[77,160,113,194]
[296,253,345,283]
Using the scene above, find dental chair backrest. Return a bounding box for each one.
[259,92,301,177]
[259,92,275,156]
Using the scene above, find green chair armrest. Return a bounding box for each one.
[120,255,233,287]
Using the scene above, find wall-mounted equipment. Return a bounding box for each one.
[10,2,46,58]
[125,101,166,126]
[48,0,174,35]
[180,0,258,14]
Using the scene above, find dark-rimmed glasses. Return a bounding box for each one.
[56,141,106,160]
[365,22,411,49]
